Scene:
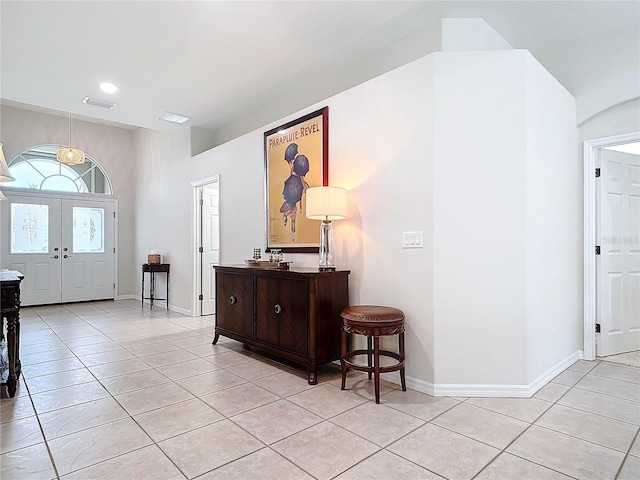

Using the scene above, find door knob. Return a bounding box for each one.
[63,254,71,258]
[274,304,282,314]
[63,247,68,252]
[54,247,59,251]
[229,296,237,305]
[51,255,59,259]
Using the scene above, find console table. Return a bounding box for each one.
[213,265,349,384]
[1,269,24,398]
[141,263,170,310]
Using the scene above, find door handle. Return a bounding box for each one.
[63,247,68,252]
[229,295,237,305]
[274,304,282,314]
[51,255,59,259]
[63,254,71,258]
[54,247,59,251]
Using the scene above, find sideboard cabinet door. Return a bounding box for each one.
[216,271,253,339]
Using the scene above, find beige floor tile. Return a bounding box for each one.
[337,375,400,402]
[253,371,315,397]
[170,334,214,348]
[335,450,444,480]
[208,349,256,368]
[87,357,152,380]
[0,394,36,424]
[272,421,379,480]
[200,383,279,417]
[0,442,57,480]
[31,381,110,414]
[199,447,314,480]
[23,368,97,395]
[388,423,499,480]
[21,357,86,378]
[331,401,425,447]
[138,349,200,367]
[19,340,68,355]
[51,325,103,340]
[382,388,459,421]
[99,368,172,395]
[618,455,640,480]
[232,399,323,444]
[558,388,640,425]
[38,397,129,440]
[591,363,640,384]
[630,434,640,457]
[19,332,62,347]
[115,381,194,415]
[287,383,369,419]
[474,452,573,480]
[115,336,165,348]
[0,416,45,454]
[48,417,152,476]
[536,404,638,452]
[125,341,181,357]
[575,374,640,402]
[465,397,552,422]
[432,403,529,449]
[568,359,599,374]
[62,334,113,348]
[134,398,224,442]
[159,419,264,478]
[20,348,75,366]
[226,358,289,381]
[506,425,624,480]
[155,357,219,380]
[61,444,185,480]
[184,342,237,357]
[177,369,247,396]
[76,348,138,367]
[68,341,121,356]
[534,382,571,402]
[552,369,587,386]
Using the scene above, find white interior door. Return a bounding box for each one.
[61,198,115,303]
[200,183,219,316]
[597,148,640,356]
[0,195,62,305]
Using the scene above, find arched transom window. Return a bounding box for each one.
[7,145,112,195]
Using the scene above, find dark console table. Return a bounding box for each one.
[141,263,170,310]
[1,269,24,398]
[213,265,349,384]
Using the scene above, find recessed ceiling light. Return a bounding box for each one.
[100,82,117,94]
[160,112,190,124]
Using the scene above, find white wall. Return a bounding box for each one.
[0,106,138,295]
[524,54,580,383]
[433,51,529,386]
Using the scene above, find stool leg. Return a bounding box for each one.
[399,331,406,391]
[367,335,373,380]
[373,336,381,404]
[341,327,347,390]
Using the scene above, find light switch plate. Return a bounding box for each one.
[403,231,423,248]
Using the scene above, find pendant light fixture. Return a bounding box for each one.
[56,112,85,165]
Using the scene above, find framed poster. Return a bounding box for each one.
[264,107,328,253]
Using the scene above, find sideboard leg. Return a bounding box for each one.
[6,314,17,398]
[307,364,318,385]
[211,333,220,345]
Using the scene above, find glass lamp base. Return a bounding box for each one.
[318,219,335,271]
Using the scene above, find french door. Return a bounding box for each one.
[0,192,116,306]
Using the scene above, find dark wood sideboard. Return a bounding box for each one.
[212,265,350,384]
[1,270,24,398]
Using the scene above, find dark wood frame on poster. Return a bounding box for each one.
[264,107,329,253]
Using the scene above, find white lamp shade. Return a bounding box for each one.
[0,143,15,182]
[305,186,347,220]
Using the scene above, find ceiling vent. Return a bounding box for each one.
[83,97,116,109]
[160,112,190,124]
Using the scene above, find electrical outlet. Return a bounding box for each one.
[403,231,423,249]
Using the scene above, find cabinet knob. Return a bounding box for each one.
[229,295,237,305]
[274,304,282,314]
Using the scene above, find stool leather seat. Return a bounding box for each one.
[340,305,406,404]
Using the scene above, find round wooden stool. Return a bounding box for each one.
[340,305,406,403]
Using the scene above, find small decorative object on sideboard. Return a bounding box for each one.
[148,248,161,264]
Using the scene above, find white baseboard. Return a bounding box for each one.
[115,294,137,301]
[380,350,582,398]
[130,295,192,316]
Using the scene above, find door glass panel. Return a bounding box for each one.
[72,207,104,253]
[11,203,49,253]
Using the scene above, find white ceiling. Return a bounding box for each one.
[1,1,638,139]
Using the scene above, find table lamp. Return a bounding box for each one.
[305,186,347,271]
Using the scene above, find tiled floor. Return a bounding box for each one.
[1,300,639,480]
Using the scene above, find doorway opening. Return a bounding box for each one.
[583,132,640,360]
[192,175,220,317]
